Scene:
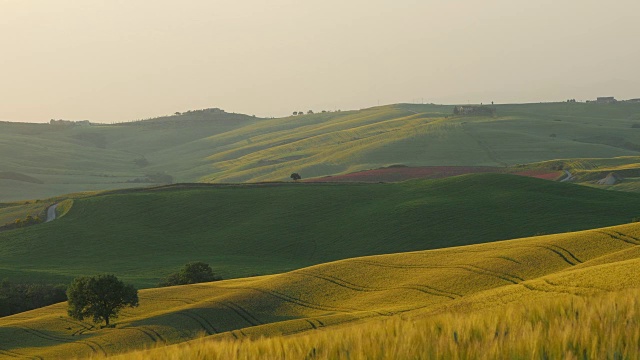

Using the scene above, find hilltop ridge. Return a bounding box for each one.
[3,102,640,202]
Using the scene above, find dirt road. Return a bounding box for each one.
[46,204,58,222]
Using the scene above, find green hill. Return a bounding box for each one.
[0,109,260,202]
[3,220,640,359]
[2,174,640,287]
[3,102,640,202]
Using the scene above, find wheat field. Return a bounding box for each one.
[2,221,640,359]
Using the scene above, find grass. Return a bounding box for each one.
[3,174,640,286]
[3,102,640,202]
[2,220,640,358]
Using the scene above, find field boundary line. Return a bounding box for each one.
[295,270,461,299]
[597,231,640,246]
[350,260,521,284]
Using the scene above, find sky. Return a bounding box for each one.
[1,0,639,123]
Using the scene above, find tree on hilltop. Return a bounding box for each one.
[67,274,138,327]
[290,173,302,181]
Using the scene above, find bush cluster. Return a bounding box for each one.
[159,262,222,287]
[0,280,67,317]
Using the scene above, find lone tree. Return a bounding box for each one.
[67,274,138,327]
[290,173,302,181]
[159,262,222,287]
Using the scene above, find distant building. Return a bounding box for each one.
[453,106,496,116]
[596,97,617,104]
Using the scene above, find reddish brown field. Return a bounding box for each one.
[307,166,562,183]
[511,170,563,180]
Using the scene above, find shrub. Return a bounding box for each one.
[159,262,222,287]
[0,280,67,317]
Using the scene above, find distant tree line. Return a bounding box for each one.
[0,280,67,317]
[49,119,91,126]
[292,109,339,116]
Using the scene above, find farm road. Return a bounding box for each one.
[46,204,58,222]
[560,170,574,182]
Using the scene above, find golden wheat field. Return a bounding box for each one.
[2,221,640,359]
[109,289,640,360]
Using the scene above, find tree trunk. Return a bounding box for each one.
[105,316,109,326]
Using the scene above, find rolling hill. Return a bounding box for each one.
[2,174,640,287]
[3,102,640,202]
[2,220,640,359]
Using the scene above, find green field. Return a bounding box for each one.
[3,102,640,202]
[2,220,640,359]
[2,174,640,287]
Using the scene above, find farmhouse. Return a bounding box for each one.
[596,97,617,104]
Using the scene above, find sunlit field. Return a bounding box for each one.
[111,289,640,360]
[3,219,640,358]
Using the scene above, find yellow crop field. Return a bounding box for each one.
[2,221,640,359]
[110,289,640,360]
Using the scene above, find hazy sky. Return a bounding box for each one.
[1,0,639,123]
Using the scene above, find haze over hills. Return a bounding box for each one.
[3,101,640,202]
[3,1,640,358]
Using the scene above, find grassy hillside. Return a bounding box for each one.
[3,102,640,201]
[0,109,260,202]
[2,220,640,359]
[188,102,640,183]
[2,174,640,287]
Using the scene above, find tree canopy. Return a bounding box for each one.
[290,173,302,181]
[159,262,222,287]
[0,281,66,317]
[67,274,138,326]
